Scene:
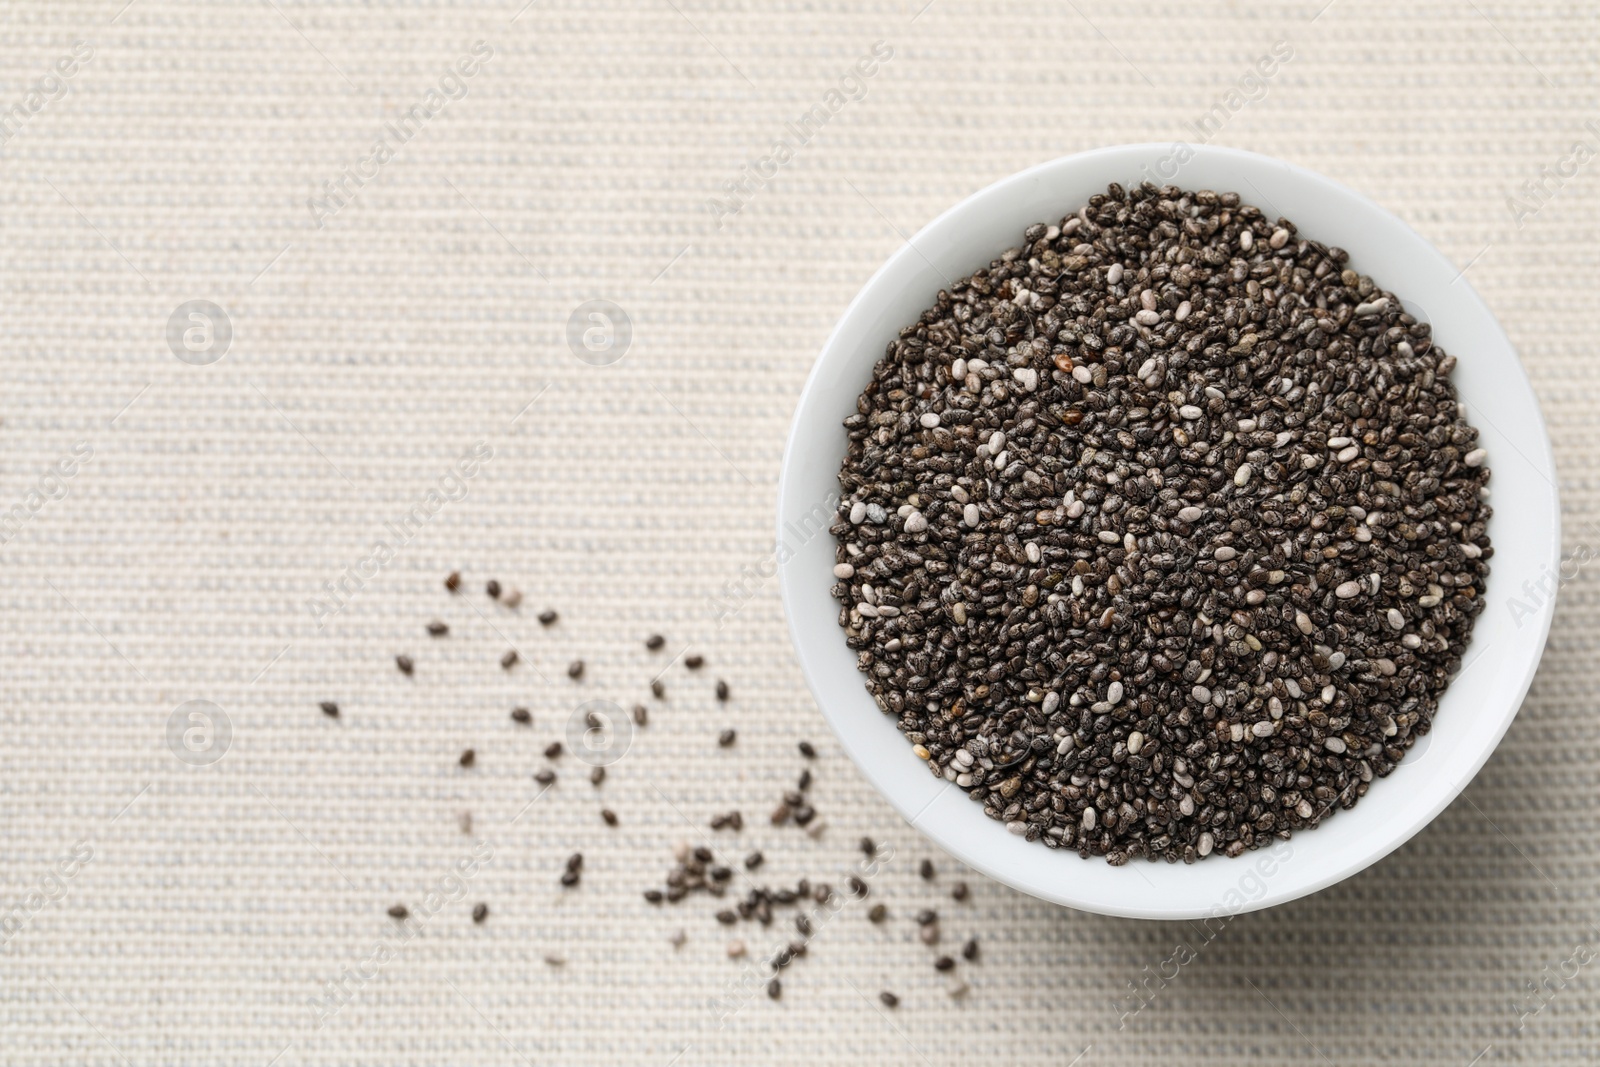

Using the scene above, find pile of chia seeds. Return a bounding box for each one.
[830,181,1492,864]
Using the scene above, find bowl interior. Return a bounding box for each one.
[777,144,1559,919]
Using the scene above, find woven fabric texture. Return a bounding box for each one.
[0,1,1596,1064]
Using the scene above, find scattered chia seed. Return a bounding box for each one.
[427,621,448,637]
[500,650,519,670]
[650,679,665,699]
[485,579,501,599]
[859,836,875,856]
[561,852,583,887]
[395,655,413,676]
[538,609,558,626]
[459,748,475,768]
[444,571,461,593]
[545,742,563,759]
[511,707,531,725]
[798,740,817,758]
[646,634,665,651]
[715,679,730,701]
[847,876,868,898]
[590,766,605,786]
[710,811,744,831]
[319,701,339,718]
[745,850,764,870]
[832,182,1492,863]
[951,882,969,902]
[767,978,781,1000]
[472,902,488,924]
[601,808,618,826]
[962,937,979,961]
[685,654,704,670]
[534,769,556,786]
[934,955,955,971]
[919,859,935,881]
[868,903,888,923]
[388,904,408,920]
[880,991,899,1008]
[718,729,737,747]
[632,704,649,726]
[567,659,584,680]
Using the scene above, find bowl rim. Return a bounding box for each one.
[777,143,1560,919]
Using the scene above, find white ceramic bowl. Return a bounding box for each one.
[777,144,1560,919]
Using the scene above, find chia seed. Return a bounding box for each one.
[831,182,1491,864]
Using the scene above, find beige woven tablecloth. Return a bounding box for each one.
[1,1,1596,1063]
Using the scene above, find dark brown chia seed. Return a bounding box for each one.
[745,850,764,870]
[388,904,408,920]
[718,729,737,747]
[868,903,888,923]
[427,620,448,637]
[951,881,969,902]
[797,769,812,791]
[534,769,556,786]
[444,571,461,593]
[632,704,649,726]
[859,836,875,856]
[319,701,339,718]
[538,609,558,626]
[590,766,605,786]
[485,579,501,599]
[832,182,1492,864]
[567,660,584,680]
[798,740,817,758]
[962,937,979,961]
[601,808,618,826]
[545,742,563,759]
[500,650,518,670]
[767,978,781,999]
[879,991,899,1008]
[715,679,730,701]
[919,859,935,881]
[459,749,475,768]
[685,654,705,669]
[646,633,665,650]
[511,707,531,725]
[395,655,414,676]
[472,902,488,924]
[651,679,665,699]
[934,955,955,971]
